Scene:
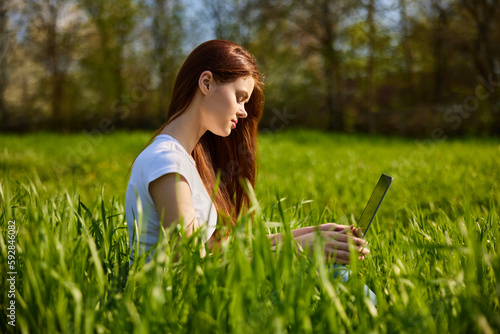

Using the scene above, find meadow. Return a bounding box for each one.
[1,129,499,333]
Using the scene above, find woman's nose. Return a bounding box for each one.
[238,108,248,119]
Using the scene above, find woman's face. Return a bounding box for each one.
[202,75,255,137]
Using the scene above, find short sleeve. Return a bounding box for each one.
[142,150,195,205]
[126,135,217,262]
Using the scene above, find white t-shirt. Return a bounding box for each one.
[125,134,217,262]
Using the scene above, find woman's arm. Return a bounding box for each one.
[149,174,367,264]
[267,223,355,246]
[267,226,314,246]
[149,173,206,256]
[267,223,369,265]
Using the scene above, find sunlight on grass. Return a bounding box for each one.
[0,129,499,333]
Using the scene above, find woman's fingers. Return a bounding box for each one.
[321,223,364,238]
[324,248,367,264]
[325,247,350,260]
[323,231,368,247]
[294,227,371,265]
[324,245,369,264]
[359,247,370,255]
[324,238,370,255]
[352,226,364,237]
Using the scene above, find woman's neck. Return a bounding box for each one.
[160,101,206,155]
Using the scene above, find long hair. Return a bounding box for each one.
[139,40,264,234]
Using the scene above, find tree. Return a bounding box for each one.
[204,0,253,43]
[365,0,376,132]
[22,0,81,130]
[267,0,359,131]
[0,0,9,130]
[150,0,184,122]
[78,0,137,121]
[461,0,499,82]
[399,0,418,107]
[430,0,454,104]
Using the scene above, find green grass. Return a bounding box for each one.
[1,129,499,333]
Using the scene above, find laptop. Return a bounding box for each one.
[330,174,393,292]
[357,174,393,237]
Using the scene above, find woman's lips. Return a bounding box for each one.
[231,120,237,129]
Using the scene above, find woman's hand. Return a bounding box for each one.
[293,223,369,265]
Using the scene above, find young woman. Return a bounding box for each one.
[125,39,369,264]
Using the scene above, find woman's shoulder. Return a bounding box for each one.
[129,134,198,194]
[135,135,194,168]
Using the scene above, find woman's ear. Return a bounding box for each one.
[199,71,213,96]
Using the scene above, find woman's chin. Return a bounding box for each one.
[210,128,232,137]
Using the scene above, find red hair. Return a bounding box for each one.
[141,40,264,235]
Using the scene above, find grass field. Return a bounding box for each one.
[1,129,499,333]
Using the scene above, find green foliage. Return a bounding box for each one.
[0,130,499,333]
[4,0,500,134]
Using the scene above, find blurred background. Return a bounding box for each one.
[0,0,499,137]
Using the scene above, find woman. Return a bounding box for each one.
[125,40,369,264]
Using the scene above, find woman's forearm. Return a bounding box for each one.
[205,225,315,253]
[267,226,314,246]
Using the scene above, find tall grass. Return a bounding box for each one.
[1,129,499,333]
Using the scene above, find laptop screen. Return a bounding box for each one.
[357,174,392,236]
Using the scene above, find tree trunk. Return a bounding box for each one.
[46,5,65,130]
[153,0,170,122]
[366,0,376,133]
[431,1,449,104]
[0,0,9,130]
[399,0,418,107]
[461,0,499,134]
[462,0,497,81]
[321,0,343,131]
